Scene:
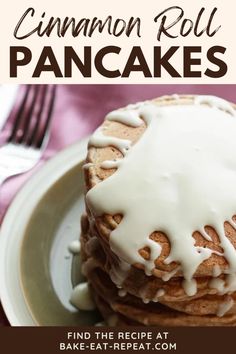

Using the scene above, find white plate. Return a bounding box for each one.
[0,138,100,326]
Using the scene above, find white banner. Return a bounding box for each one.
[0,0,235,83]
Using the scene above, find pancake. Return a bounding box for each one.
[81,219,236,326]
[80,95,236,326]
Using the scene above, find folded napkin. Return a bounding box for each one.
[0,84,235,326]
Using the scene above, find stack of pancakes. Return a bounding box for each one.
[81,95,236,326]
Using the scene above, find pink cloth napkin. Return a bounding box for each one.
[1,84,236,326]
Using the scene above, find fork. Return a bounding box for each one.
[0,85,56,185]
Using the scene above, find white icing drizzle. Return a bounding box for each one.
[199,227,212,242]
[68,240,81,254]
[171,94,179,100]
[83,162,94,170]
[195,95,235,116]
[182,278,197,297]
[126,101,147,110]
[109,261,130,288]
[162,266,180,282]
[212,264,222,277]
[228,218,236,229]
[153,288,165,302]
[144,239,162,276]
[209,278,225,293]
[95,321,106,326]
[142,298,150,304]
[118,289,127,297]
[89,127,131,155]
[210,274,236,295]
[217,296,234,317]
[156,288,165,297]
[86,95,236,297]
[106,110,143,127]
[70,282,96,310]
[101,159,121,169]
[138,283,150,303]
[222,274,236,294]
[139,286,165,304]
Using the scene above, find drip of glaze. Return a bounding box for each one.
[209,278,226,294]
[144,239,162,276]
[70,282,95,311]
[212,264,222,277]
[83,162,94,170]
[182,278,197,297]
[109,261,130,288]
[222,274,236,294]
[228,219,236,229]
[89,127,131,155]
[86,95,236,297]
[210,274,236,295]
[95,321,106,326]
[106,109,143,127]
[101,159,121,169]
[153,289,165,302]
[68,240,81,254]
[217,296,234,317]
[118,289,127,297]
[171,94,179,100]
[139,283,150,304]
[195,95,235,116]
[142,298,150,304]
[162,266,180,282]
[199,227,212,242]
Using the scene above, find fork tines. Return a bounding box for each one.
[8,85,56,149]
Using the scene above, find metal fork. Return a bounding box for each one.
[0,85,56,185]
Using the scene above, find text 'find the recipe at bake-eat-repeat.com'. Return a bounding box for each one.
[59,330,177,351]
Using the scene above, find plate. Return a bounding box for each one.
[0,138,101,326]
